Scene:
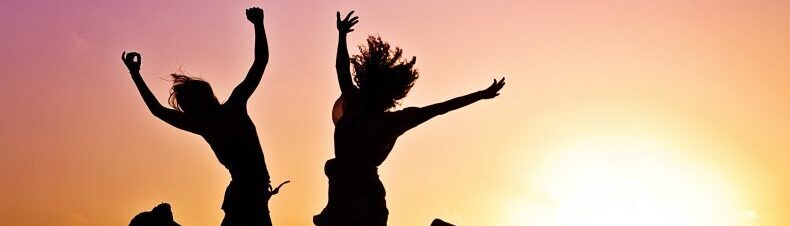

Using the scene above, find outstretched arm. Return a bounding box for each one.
[394,78,506,134]
[228,7,269,106]
[122,52,198,133]
[335,11,359,95]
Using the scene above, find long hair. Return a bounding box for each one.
[168,74,218,113]
[351,35,419,112]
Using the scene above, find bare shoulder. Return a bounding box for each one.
[332,96,345,125]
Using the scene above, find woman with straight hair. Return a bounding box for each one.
[122,7,286,226]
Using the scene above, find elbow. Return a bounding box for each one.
[335,58,349,68]
[335,64,349,72]
[254,56,269,66]
[419,107,446,118]
[250,61,268,71]
[150,109,164,118]
[148,106,168,118]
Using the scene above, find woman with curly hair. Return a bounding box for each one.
[314,11,506,226]
[121,7,286,226]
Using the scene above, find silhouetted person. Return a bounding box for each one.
[122,7,287,226]
[129,203,181,226]
[313,11,506,226]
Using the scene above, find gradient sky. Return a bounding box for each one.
[1,0,789,226]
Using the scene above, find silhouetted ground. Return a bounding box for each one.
[431,219,455,226]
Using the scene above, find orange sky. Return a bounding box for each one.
[1,0,789,226]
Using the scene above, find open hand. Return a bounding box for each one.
[479,77,506,99]
[246,7,264,24]
[336,11,359,34]
[121,51,141,73]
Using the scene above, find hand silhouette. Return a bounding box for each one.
[336,11,359,34]
[479,77,506,99]
[269,180,291,195]
[246,7,264,24]
[121,51,141,73]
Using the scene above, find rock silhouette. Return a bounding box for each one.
[129,203,181,226]
[431,219,456,226]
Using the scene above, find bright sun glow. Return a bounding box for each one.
[504,135,756,226]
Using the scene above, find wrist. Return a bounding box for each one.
[472,90,486,99]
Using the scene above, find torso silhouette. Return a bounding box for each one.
[333,97,416,167]
[196,102,269,182]
[316,96,425,226]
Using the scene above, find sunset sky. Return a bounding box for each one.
[1,0,789,226]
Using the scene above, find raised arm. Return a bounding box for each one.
[227,7,269,106]
[394,78,506,134]
[122,52,198,133]
[335,11,359,95]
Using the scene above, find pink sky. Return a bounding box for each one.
[1,0,790,226]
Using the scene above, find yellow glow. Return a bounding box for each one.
[505,135,758,226]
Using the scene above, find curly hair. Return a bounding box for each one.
[351,35,419,112]
[168,74,218,113]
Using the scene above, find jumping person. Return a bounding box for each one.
[314,11,506,226]
[122,7,286,226]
